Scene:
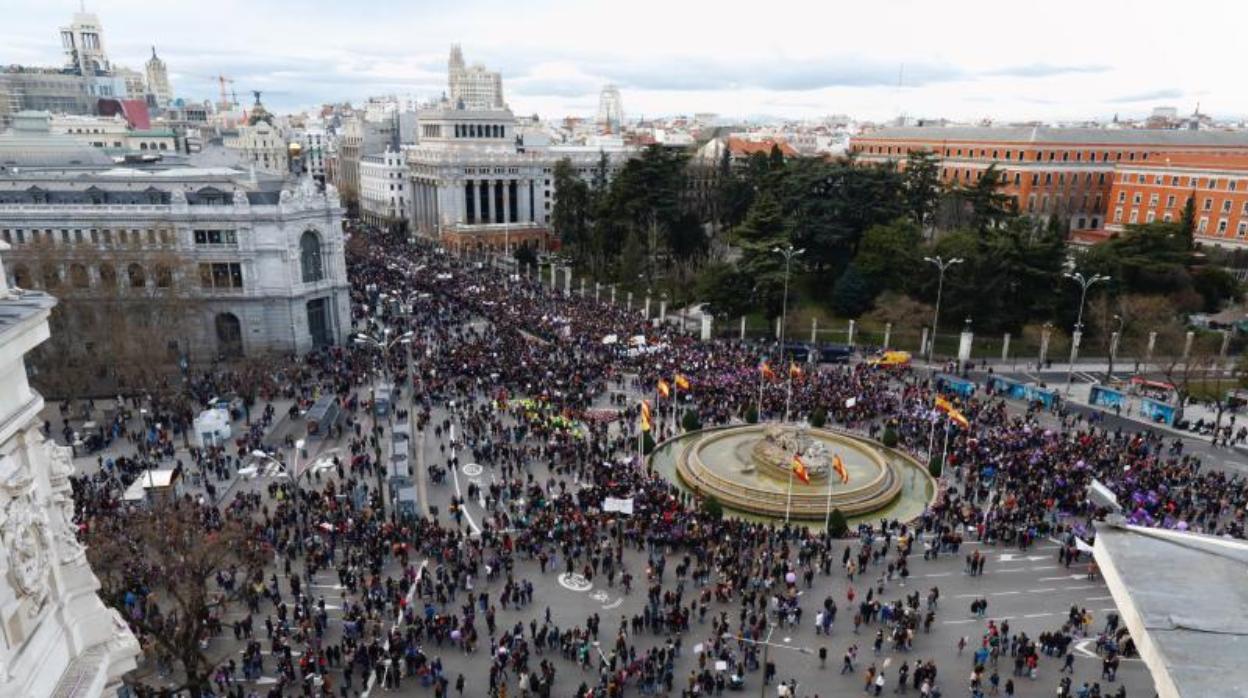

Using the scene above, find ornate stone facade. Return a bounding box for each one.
[0,241,139,696]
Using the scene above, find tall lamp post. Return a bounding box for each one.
[353,328,414,518]
[772,245,804,423]
[924,256,963,367]
[252,441,306,527]
[1063,271,1110,395]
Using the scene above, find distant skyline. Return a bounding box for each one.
[0,0,1239,122]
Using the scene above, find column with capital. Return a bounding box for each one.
[502,178,512,224]
[519,178,531,224]
[480,180,491,224]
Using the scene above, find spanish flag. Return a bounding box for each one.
[789,361,803,378]
[934,395,970,429]
[640,400,652,432]
[791,454,811,484]
[759,361,777,380]
[833,454,850,484]
[657,379,672,399]
[674,374,691,391]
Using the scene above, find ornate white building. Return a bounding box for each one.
[0,112,350,359]
[0,241,139,696]
[405,105,635,252]
[224,96,290,176]
[143,47,172,108]
[448,45,504,111]
[359,146,408,231]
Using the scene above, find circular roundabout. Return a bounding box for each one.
[651,423,935,524]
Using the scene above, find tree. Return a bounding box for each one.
[831,265,874,318]
[513,242,539,274]
[1192,266,1241,313]
[928,456,943,479]
[853,218,923,297]
[702,496,725,520]
[682,408,702,432]
[826,508,849,538]
[881,426,899,448]
[551,158,592,261]
[902,150,942,232]
[86,500,267,697]
[1180,194,1197,249]
[695,261,755,320]
[734,192,792,319]
[863,292,934,334]
[809,407,827,428]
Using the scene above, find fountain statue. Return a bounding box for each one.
[749,424,831,480]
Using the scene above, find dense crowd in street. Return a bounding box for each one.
[51,229,1247,698]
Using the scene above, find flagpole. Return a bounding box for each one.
[927,409,937,463]
[757,363,764,422]
[784,371,793,424]
[940,418,951,474]
[824,462,834,530]
[785,466,794,524]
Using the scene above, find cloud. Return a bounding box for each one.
[1107,88,1184,103]
[984,63,1110,78]
[588,56,965,93]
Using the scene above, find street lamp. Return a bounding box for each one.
[251,438,306,527]
[924,256,963,366]
[353,328,414,518]
[772,245,804,423]
[721,630,812,698]
[1063,271,1110,395]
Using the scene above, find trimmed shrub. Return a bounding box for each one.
[682,409,702,432]
[809,408,827,428]
[827,508,849,538]
[881,426,899,448]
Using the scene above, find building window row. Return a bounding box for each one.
[1,227,173,246]
[9,261,173,291]
[199,262,244,290]
[858,144,1154,163]
[453,123,504,139]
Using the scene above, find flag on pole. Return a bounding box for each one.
[832,453,850,484]
[640,400,652,432]
[934,396,970,429]
[791,454,811,484]
[789,361,803,378]
[657,379,672,399]
[759,361,776,380]
[674,374,691,391]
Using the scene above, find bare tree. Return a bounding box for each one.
[85,499,267,697]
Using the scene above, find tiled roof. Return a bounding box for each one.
[858,126,1248,148]
[727,137,797,157]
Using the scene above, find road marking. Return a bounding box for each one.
[449,451,481,535]
[923,572,953,578]
[1039,575,1083,582]
[1086,595,1113,601]
[1028,566,1057,571]
[1063,585,1097,591]
[1024,613,1054,619]
[943,619,977,625]
[990,591,1021,596]
[1027,588,1057,593]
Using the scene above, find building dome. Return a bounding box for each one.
[0,111,114,168]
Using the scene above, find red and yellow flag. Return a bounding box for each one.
[657,379,671,399]
[791,454,811,484]
[934,396,970,429]
[789,361,803,378]
[640,400,652,432]
[832,454,850,484]
[759,361,776,380]
[674,374,691,391]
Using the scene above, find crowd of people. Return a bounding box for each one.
[53,229,1247,698]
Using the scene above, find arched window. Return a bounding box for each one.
[12,263,31,288]
[69,263,89,288]
[300,230,324,282]
[155,264,173,288]
[215,312,243,359]
[98,263,117,287]
[41,263,61,289]
[127,263,146,288]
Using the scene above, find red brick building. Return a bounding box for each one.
[850,126,1248,242]
[1107,153,1248,247]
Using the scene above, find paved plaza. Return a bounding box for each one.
[50,233,1230,698]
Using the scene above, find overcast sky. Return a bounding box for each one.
[1,0,1237,122]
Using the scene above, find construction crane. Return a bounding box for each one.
[216,75,235,112]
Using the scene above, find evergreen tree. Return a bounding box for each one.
[902,150,942,231]
[733,192,792,318]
